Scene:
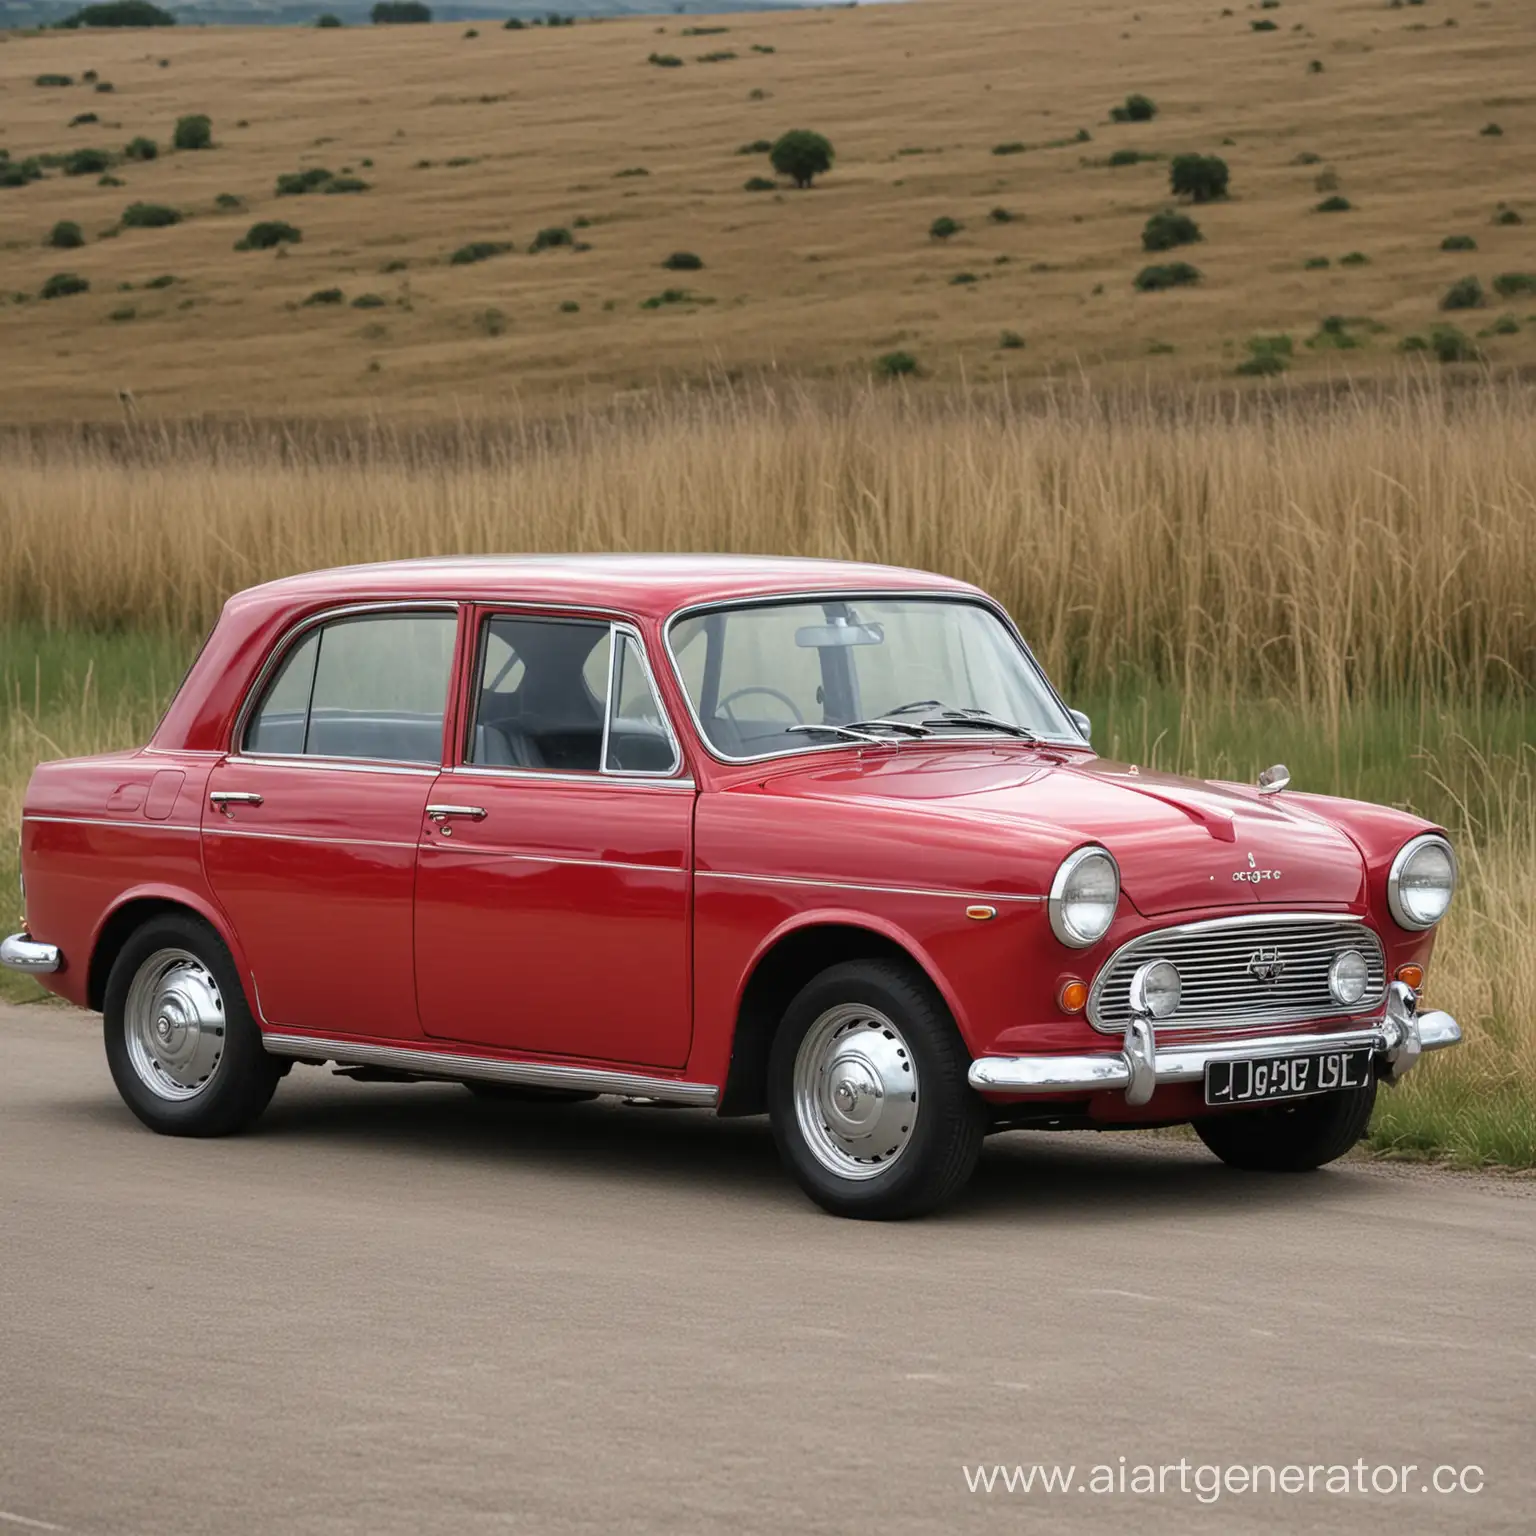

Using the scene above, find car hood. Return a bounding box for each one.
[754,749,1367,916]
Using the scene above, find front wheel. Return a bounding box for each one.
[103,914,281,1137]
[1192,1079,1377,1172]
[768,960,986,1220]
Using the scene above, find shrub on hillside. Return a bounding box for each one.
[1315,195,1352,213]
[648,52,683,67]
[1340,250,1369,266]
[303,288,344,306]
[1142,209,1201,251]
[1492,207,1522,226]
[738,139,773,155]
[1169,153,1228,202]
[929,216,962,240]
[64,148,112,176]
[992,142,1026,156]
[1,158,46,187]
[1251,17,1279,30]
[744,176,776,192]
[1429,324,1478,363]
[989,207,1016,223]
[173,114,212,151]
[371,2,431,20]
[1303,256,1330,269]
[236,220,302,250]
[324,176,369,193]
[40,271,89,299]
[1108,148,1152,167]
[276,167,333,195]
[35,75,74,88]
[214,192,243,209]
[122,201,181,227]
[69,112,99,126]
[662,250,703,270]
[1440,276,1484,310]
[1134,261,1201,291]
[1491,272,1535,297]
[1440,234,1476,251]
[531,226,574,251]
[449,240,512,264]
[60,0,174,23]
[316,12,342,24]
[48,220,85,249]
[144,273,175,288]
[1479,123,1502,137]
[124,136,158,161]
[769,129,834,189]
[1110,93,1157,123]
[999,330,1025,350]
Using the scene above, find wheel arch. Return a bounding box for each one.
[88,886,253,1015]
[718,913,964,1117]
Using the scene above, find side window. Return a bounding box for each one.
[468,617,679,776]
[605,633,680,774]
[469,617,611,772]
[243,612,457,764]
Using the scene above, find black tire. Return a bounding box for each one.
[1193,1079,1377,1172]
[767,959,986,1220]
[461,1082,598,1104]
[103,913,281,1137]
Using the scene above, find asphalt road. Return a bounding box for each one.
[3,1002,1533,1536]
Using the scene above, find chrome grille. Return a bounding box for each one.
[1087,915,1386,1036]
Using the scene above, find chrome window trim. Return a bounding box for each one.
[260,1033,718,1108]
[222,755,441,779]
[696,868,1045,904]
[1085,911,1384,1036]
[1386,832,1457,932]
[447,766,696,792]
[660,588,1084,766]
[467,614,686,782]
[232,600,461,766]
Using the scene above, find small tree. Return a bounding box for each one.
[1110,93,1157,123]
[124,136,158,161]
[173,114,212,151]
[662,251,703,270]
[1440,276,1484,311]
[929,216,962,240]
[48,220,85,249]
[236,220,302,251]
[315,12,343,24]
[61,0,175,24]
[769,129,834,189]
[371,1,431,20]
[1169,153,1229,203]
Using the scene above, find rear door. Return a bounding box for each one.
[202,605,460,1039]
[414,609,695,1068]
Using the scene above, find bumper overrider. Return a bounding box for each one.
[1,933,63,974]
[968,981,1460,1105]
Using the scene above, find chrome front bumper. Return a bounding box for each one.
[1,933,62,974]
[968,983,1460,1104]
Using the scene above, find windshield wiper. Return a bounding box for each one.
[842,717,932,738]
[784,723,886,744]
[919,709,1039,740]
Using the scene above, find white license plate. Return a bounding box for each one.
[1205,1047,1373,1107]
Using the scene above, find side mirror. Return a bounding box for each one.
[1068,709,1092,744]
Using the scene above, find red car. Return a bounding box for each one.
[5,556,1461,1218]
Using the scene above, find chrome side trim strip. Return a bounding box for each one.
[203,826,422,852]
[1,933,62,974]
[261,1033,719,1107]
[22,815,201,834]
[422,845,687,876]
[697,868,1045,904]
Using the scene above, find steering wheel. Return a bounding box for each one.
[715,686,806,725]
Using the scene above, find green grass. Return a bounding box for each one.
[3,629,1532,1169]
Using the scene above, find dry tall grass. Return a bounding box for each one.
[3,376,1533,703]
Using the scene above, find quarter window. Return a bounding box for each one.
[243,611,457,764]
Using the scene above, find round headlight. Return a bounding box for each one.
[1387,834,1456,931]
[1049,846,1120,948]
[1129,959,1182,1020]
[1328,949,1370,1007]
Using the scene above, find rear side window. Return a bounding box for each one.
[243,611,457,764]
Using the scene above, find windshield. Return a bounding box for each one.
[668,596,1077,759]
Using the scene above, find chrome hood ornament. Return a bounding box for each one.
[1257,763,1290,796]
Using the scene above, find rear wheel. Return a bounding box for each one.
[103,914,280,1137]
[1193,1080,1377,1172]
[768,960,985,1220]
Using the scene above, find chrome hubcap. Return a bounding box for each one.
[792,1003,919,1181]
[124,948,226,1102]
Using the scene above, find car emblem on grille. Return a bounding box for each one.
[1247,945,1287,984]
[1232,850,1281,884]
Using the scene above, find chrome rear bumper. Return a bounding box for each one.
[1,933,62,974]
[969,983,1459,1102]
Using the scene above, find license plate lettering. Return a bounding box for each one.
[1206,1048,1372,1107]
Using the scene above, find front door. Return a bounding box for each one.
[202,606,460,1039]
[414,612,695,1069]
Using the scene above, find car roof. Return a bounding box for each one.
[235,554,983,622]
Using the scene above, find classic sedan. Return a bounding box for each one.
[4,556,1461,1217]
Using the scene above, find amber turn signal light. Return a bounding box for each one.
[1058,979,1088,1014]
[1395,963,1426,991]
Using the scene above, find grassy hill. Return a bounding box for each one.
[0,0,1532,422]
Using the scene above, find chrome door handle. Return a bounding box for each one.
[210,791,263,807]
[426,804,487,823]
